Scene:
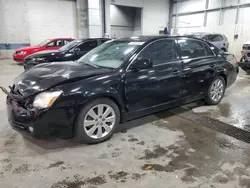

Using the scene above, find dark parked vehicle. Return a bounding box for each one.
[239,41,250,73]
[185,32,229,52]
[23,38,110,70]
[4,36,238,144]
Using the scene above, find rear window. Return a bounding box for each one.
[207,42,221,54]
[208,35,224,42]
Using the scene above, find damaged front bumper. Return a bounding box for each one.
[2,86,75,139]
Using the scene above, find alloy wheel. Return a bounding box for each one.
[210,79,224,102]
[83,104,116,139]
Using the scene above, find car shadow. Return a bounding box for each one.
[22,103,203,152]
[21,96,250,151]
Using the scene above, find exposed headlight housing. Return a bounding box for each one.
[33,91,63,109]
[33,57,46,61]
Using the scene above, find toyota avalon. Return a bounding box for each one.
[4,36,238,144]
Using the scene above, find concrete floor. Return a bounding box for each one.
[1,60,250,188]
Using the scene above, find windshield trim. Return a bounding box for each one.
[59,40,82,52]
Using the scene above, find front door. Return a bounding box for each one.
[177,38,217,99]
[125,39,182,112]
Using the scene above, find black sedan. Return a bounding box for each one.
[5,36,238,144]
[23,38,110,70]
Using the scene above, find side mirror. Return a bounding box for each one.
[130,59,153,71]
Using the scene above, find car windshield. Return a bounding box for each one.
[59,40,82,51]
[78,40,143,69]
[38,39,50,46]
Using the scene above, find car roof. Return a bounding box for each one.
[50,37,75,40]
[115,35,205,43]
[75,38,110,42]
[185,32,225,36]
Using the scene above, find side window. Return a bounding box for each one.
[46,41,56,47]
[77,40,98,51]
[138,39,177,66]
[99,39,109,45]
[203,43,214,56]
[178,39,206,59]
[208,35,224,42]
[46,40,64,47]
[64,40,72,45]
[55,40,64,46]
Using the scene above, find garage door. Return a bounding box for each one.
[26,0,77,45]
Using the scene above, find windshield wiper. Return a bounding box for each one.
[83,62,100,68]
[97,65,115,70]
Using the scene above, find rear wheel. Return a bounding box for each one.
[75,98,120,144]
[205,76,226,105]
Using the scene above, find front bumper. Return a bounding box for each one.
[7,96,75,139]
[13,54,25,64]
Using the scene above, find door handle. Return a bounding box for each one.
[182,67,192,78]
[183,67,191,72]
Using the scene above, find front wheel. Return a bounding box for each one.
[205,76,226,105]
[75,98,120,144]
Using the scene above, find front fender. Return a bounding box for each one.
[53,73,126,115]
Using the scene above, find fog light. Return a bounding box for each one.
[29,127,34,133]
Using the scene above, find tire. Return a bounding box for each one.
[75,98,120,144]
[205,76,226,105]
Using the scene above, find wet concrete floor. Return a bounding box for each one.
[1,60,250,188]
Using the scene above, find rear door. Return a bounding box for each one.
[177,38,216,99]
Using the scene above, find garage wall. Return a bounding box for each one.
[105,0,169,36]
[172,0,250,55]
[134,8,142,36]
[0,0,76,58]
[27,0,77,45]
[110,5,137,38]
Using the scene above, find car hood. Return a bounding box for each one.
[15,46,39,51]
[32,50,60,56]
[14,61,112,97]
[26,50,60,58]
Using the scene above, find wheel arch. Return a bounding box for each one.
[218,73,228,86]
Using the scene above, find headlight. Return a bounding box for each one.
[33,91,63,109]
[17,51,26,55]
